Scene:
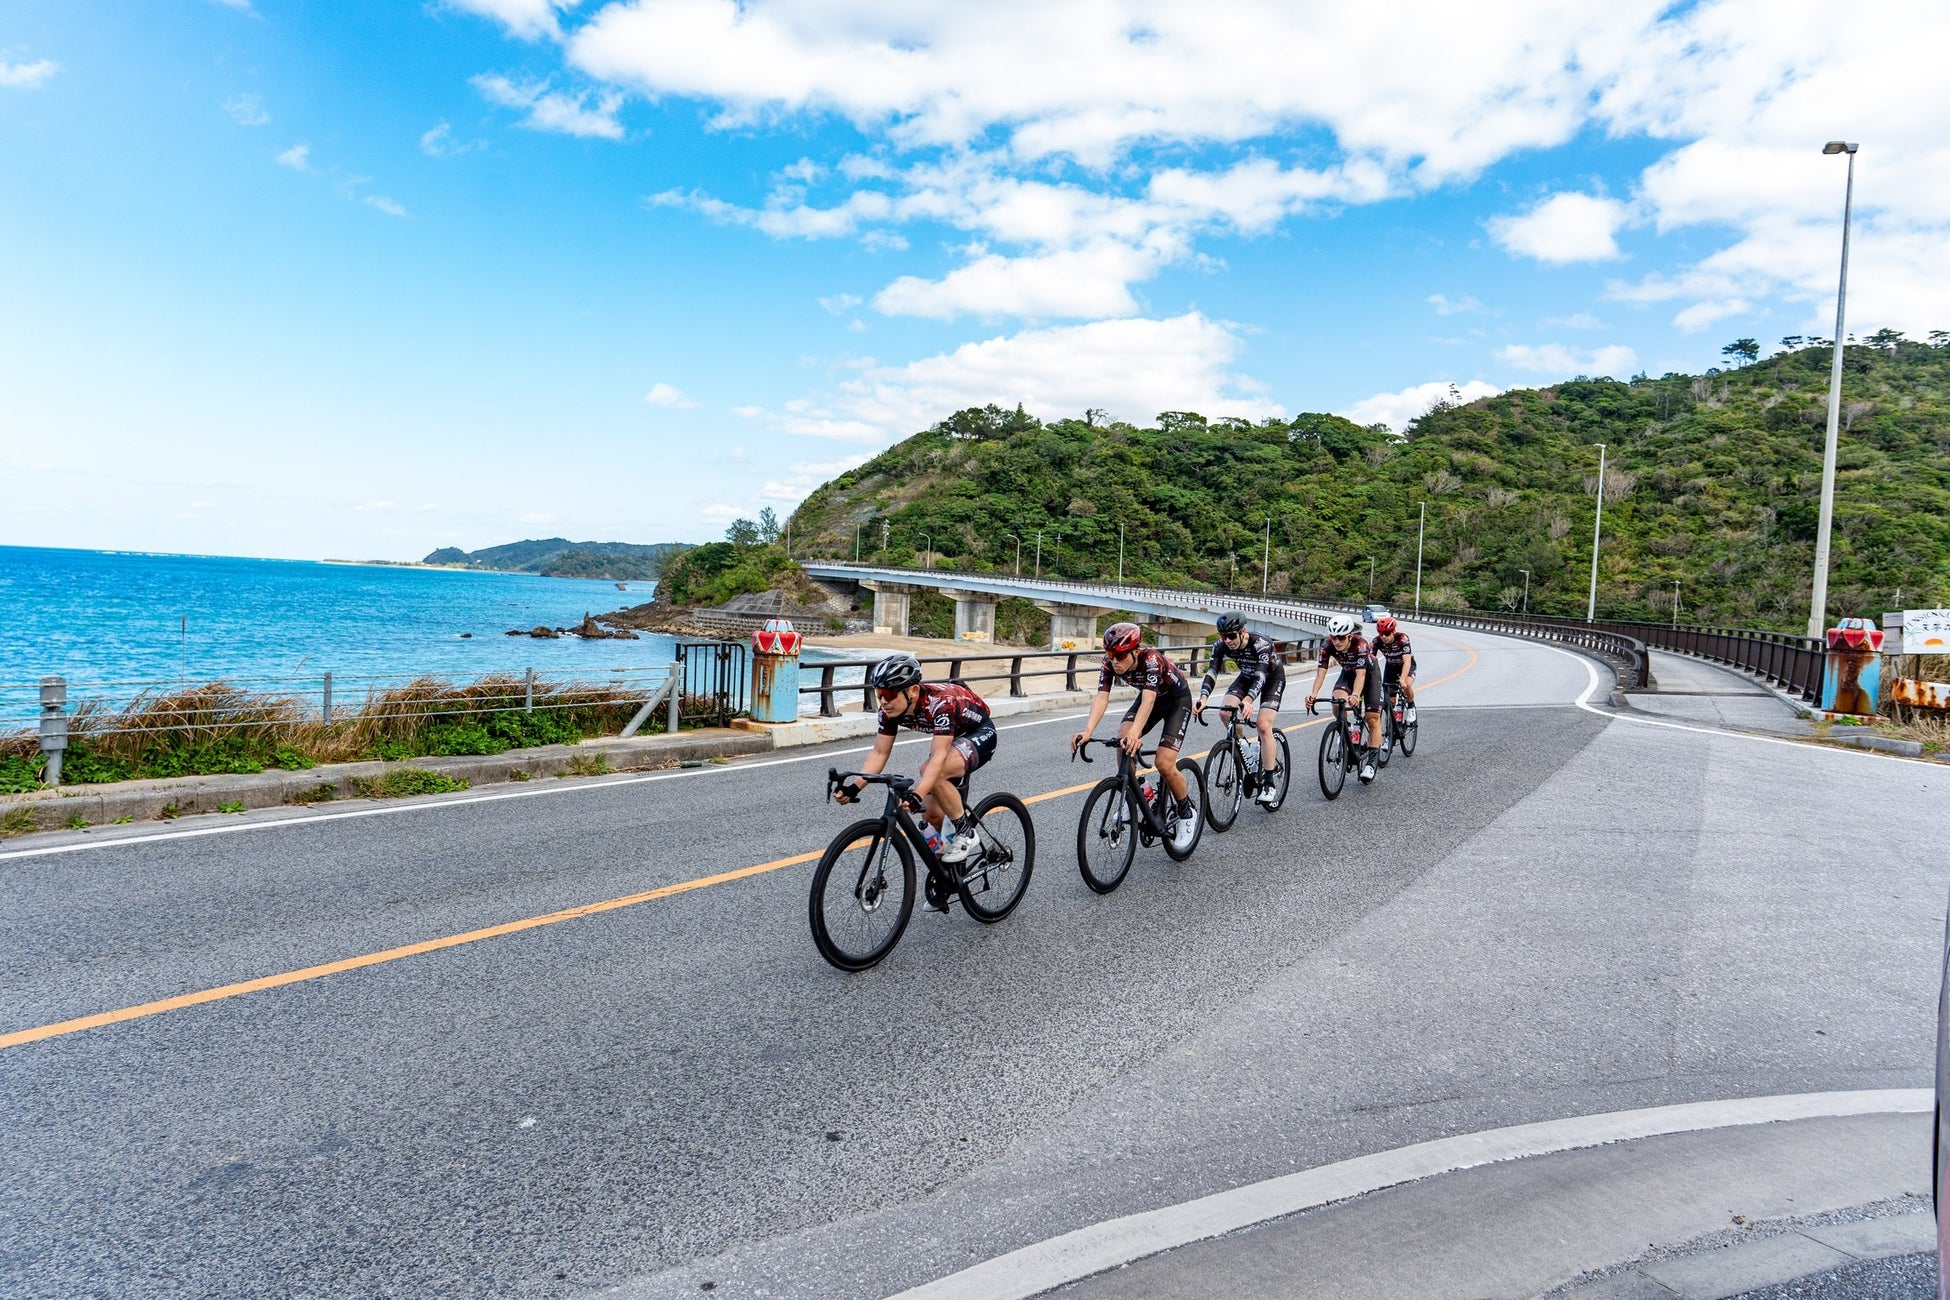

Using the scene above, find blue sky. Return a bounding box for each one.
[3,0,1945,560]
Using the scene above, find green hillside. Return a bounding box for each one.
[787,335,1950,632]
[424,538,689,580]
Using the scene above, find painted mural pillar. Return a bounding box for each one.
[749,619,802,723]
[1821,617,1884,715]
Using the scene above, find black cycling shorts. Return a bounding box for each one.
[1123,687,1193,751]
[1382,660,1413,691]
[1335,667,1383,712]
[951,719,998,775]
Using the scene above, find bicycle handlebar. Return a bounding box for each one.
[826,768,916,804]
[1072,737,1158,765]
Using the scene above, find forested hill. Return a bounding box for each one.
[787,337,1950,632]
[423,539,689,580]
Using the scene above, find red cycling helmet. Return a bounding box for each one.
[1376,615,1398,637]
[1103,621,1143,654]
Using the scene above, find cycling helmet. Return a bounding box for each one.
[1215,612,1246,635]
[1326,613,1357,637]
[867,652,923,691]
[1103,621,1143,654]
[1376,615,1398,637]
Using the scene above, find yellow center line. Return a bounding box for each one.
[4,625,1485,1052]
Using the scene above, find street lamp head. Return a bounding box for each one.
[1822,141,1857,155]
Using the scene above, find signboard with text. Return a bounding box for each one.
[1903,609,1950,653]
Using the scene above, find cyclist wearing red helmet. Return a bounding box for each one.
[1070,621,1198,850]
[1372,615,1417,723]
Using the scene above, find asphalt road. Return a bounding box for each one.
[2,628,1946,1299]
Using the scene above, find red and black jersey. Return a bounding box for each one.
[876,681,991,738]
[1372,631,1413,666]
[1098,646,1190,698]
[1319,634,1373,673]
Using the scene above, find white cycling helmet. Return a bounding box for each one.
[1326,613,1357,637]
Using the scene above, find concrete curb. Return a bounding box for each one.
[0,729,769,835]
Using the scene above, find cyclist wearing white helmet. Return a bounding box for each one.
[1195,611,1287,806]
[1304,612,1383,783]
[837,652,994,864]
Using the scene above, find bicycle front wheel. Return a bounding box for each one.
[1263,731,1292,811]
[958,792,1035,923]
[1077,778,1137,894]
[1318,722,1347,800]
[1204,739,1244,832]
[809,819,915,972]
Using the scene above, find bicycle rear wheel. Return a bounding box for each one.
[808,819,915,972]
[1318,722,1347,800]
[1204,739,1244,832]
[1262,731,1292,811]
[1077,778,1137,894]
[958,792,1035,923]
[1162,756,1207,862]
[1377,705,1395,769]
[1400,708,1418,757]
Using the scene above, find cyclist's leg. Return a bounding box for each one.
[1146,691,1194,802]
[924,745,970,825]
[1256,667,1285,767]
[1363,668,1384,749]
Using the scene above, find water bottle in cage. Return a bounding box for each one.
[1242,737,1259,767]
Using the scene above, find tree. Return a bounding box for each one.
[1929,330,1950,349]
[1866,327,1908,350]
[1721,338,1760,367]
[1083,407,1109,428]
[1778,335,1805,352]
[756,507,781,542]
[725,517,760,547]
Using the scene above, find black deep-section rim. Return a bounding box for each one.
[1205,740,1243,832]
[1264,730,1292,811]
[1077,777,1136,894]
[809,819,915,971]
[958,791,1035,922]
[1318,724,1346,800]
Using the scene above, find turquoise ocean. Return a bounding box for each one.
[0,546,689,717]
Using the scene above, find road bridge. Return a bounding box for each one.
[1,619,1945,1298]
[801,561,1339,644]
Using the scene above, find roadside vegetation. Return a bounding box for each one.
[786,335,1950,633]
[0,676,722,791]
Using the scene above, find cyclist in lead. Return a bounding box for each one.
[1372,615,1417,724]
[836,653,996,866]
[1303,613,1383,784]
[1070,621,1198,851]
[1194,611,1287,807]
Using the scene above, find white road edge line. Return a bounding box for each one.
[888,1088,1933,1300]
[0,710,1095,862]
[1548,643,1945,764]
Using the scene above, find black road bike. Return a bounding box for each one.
[1072,738,1208,893]
[1308,695,1376,800]
[1198,703,1291,830]
[809,768,1035,972]
[1382,677,1418,760]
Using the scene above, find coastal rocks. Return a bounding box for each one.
[502,615,639,641]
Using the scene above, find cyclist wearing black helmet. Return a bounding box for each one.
[1070,622,1198,850]
[837,652,994,864]
[1195,612,1287,806]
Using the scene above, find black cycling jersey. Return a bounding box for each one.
[1372,631,1413,667]
[1199,632,1283,698]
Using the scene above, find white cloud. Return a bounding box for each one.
[1545,312,1603,329]
[0,58,58,90]
[1488,192,1630,264]
[1342,380,1502,432]
[224,93,269,126]
[1670,298,1751,333]
[643,382,698,408]
[818,293,860,314]
[746,312,1280,442]
[874,242,1171,320]
[473,73,623,140]
[1427,293,1484,316]
[275,143,311,171]
[756,454,872,507]
[700,503,745,521]
[446,0,577,41]
[1497,343,1639,378]
[420,122,485,156]
[363,194,409,218]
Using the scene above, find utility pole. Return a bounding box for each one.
[853,525,861,562]
[1413,503,1426,615]
[881,519,889,557]
[1809,140,1859,639]
[1034,530,1043,577]
[1007,534,1021,577]
[1365,556,1374,598]
[1261,518,1271,594]
[1672,579,1681,629]
[1118,523,1125,585]
[1519,568,1530,615]
[1587,443,1607,624]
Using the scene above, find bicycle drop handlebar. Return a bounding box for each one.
[1071,737,1159,765]
[826,767,921,808]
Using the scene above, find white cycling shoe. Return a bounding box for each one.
[937,829,979,863]
[1169,802,1198,850]
[1359,758,1377,783]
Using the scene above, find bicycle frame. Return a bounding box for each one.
[826,769,969,880]
[1073,739,1175,837]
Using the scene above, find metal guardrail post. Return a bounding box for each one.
[322,672,333,724]
[39,676,67,787]
[668,666,680,734]
[1066,653,1079,691]
[525,667,535,713]
[819,665,839,717]
[1009,655,1024,697]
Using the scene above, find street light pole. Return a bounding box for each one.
[1672,578,1681,629]
[1586,443,1607,623]
[1261,519,1271,594]
[1809,140,1859,639]
[1365,556,1374,598]
[919,532,932,570]
[1519,568,1530,615]
[1118,523,1125,585]
[1006,534,1020,577]
[854,525,861,562]
[1413,502,1426,615]
[1034,530,1043,577]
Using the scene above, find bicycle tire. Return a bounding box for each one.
[1263,731,1292,811]
[1377,705,1395,769]
[809,818,916,972]
[957,792,1035,923]
[1162,755,1207,862]
[1318,721,1347,800]
[1077,777,1137,894]
[1204,739,1244,832]
[1400,710,1418,757]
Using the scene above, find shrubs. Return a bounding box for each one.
[354,768,469,799]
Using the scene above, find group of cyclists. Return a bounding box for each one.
[840,607,1418,869]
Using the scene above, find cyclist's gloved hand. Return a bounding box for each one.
[899,790,925,813]
[1070,730,1087,754]
[837,777,863,804]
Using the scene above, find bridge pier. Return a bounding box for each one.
[938,589,998,643]
[1141,615,1215,652]
[1035,601,1104,651]
[861,580,915,637]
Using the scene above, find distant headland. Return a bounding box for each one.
[418,538,691,582]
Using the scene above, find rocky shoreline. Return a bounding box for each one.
[504,611,644,640]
